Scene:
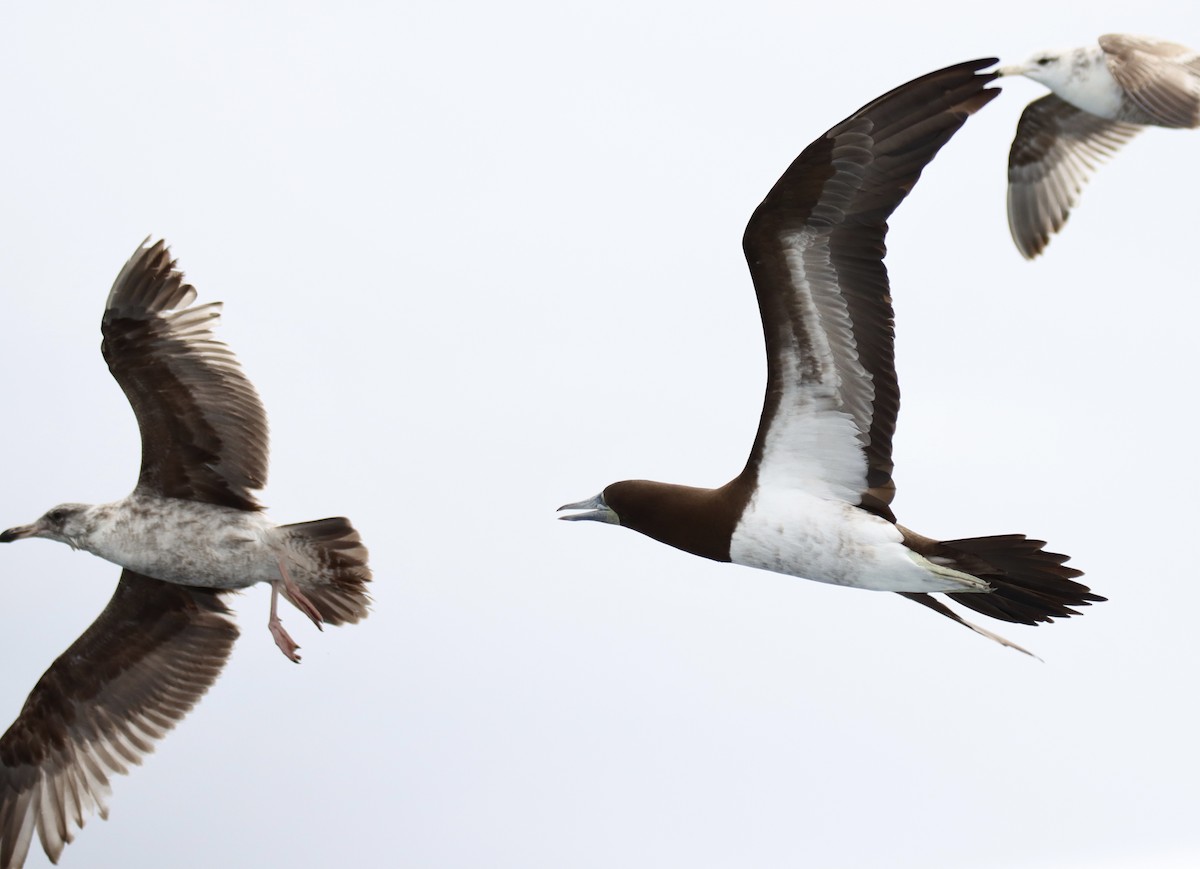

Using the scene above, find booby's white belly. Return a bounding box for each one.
[82,494,283,589]
[729,490,984,593]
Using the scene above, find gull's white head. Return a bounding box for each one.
[999,46,1105,92]
[998,44,1123,118]
[0,503,94,550]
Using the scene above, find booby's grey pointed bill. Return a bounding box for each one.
[557,494,619,524]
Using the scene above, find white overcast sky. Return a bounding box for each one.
[1,2,1197,868]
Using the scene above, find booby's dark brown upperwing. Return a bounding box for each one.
[739,59,1000,522]
[0,571,238,869]
[102,239,269,510]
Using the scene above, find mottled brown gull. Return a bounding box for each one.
[1001,33,1200,258]
[0,239,371,869]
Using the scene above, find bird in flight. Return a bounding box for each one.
[1001,33,1200,258]
[561,59,1102,653]
[0,239,371,869]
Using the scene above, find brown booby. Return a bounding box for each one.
[1001,34,1200,258]
[0,239,371,869]
[560,59,1102,653]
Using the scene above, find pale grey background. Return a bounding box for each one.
[0,2,1196,867]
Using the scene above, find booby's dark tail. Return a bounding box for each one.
[280,518,372,625]
[899,531,1103,655]
[936,534,1101,623]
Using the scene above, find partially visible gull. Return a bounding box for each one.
[1001,33,1200,258]
[0,239,371,869]
[560,60,1102,653]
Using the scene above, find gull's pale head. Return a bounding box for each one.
[0,503,93,549]
[999,46,1103,92]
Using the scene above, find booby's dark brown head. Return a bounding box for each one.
[559,476,755,564]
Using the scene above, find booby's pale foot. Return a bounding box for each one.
[276,555,324,630]
[269,580,302,663]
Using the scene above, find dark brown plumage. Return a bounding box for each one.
[899,530,1100,627]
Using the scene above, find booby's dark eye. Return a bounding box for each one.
[1036,57,1052,66]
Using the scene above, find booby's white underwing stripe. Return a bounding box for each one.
[756,225,871,503]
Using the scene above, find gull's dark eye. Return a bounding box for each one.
[47,508,66,524]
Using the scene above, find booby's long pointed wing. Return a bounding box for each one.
[0,571,238,869]
[103,239,269,510]
[740,60,1000,522]
[1006,94,1142,259]
[1100,33,1200,128]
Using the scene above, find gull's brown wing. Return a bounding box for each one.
[1100,33,1200,128]
[0,571,238,869]
[1006,94,1141,259]
[102,239,269,510]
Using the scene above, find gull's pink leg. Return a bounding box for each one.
[269,580,302,663]
[276,555,324,630]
